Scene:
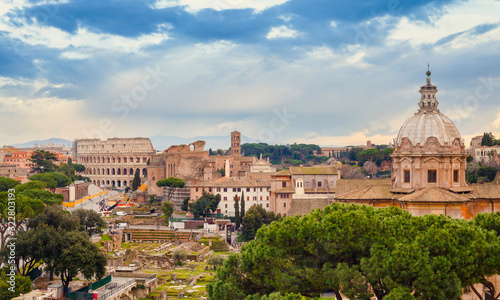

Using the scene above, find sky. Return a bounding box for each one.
[1,0,500,149]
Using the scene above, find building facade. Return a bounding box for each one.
[391,70,468,191]
[270,165,340,217]
[189,173,272,216]
[474,145,500,163]
[334,70,500,220]
[75,137,155,188]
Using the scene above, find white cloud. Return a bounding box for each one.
[194,40,236,53]
[151,0,289,13]
[330,20,338,28]
[266,25,300,39]
[60,51,92,60]
[388,0,500,49]
[306,47,334,59]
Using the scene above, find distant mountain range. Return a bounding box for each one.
[10,138,73,148]
[7,135,261,151]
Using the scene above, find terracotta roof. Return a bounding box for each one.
[398,187,471,202]
[335,183,395,201]
[469,181,500,199]
[274,169,291,176]
[304,187,335,194]
[289,166,338,175]
[390,188,415,194]
[275,187,295,193]
[335,179,391,196]
[449,187,474,193]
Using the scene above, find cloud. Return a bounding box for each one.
[151,0,290,13]
[1,0,500,149]
[266,25,300,39]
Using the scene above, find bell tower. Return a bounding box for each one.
[231,130,241,157]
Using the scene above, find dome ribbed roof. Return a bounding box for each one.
[395,70,462,147]
[396,111,461,146]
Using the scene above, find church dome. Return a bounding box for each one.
[395,111,461,146]
[395,71,462,147]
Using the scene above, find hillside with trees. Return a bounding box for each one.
[238,143,327,166]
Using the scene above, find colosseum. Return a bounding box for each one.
[74,137,156,188]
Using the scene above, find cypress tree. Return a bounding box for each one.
[240,191,245,219]
[234,194,240,229]
[132,169,141,191]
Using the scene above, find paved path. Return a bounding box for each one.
[65,190,119,212]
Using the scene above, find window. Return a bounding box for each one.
[404,170,410,183]
[260,188,263,192]
[217,188,221,192]
[238,188,241,192]
[266,203,269,207]
[247,196,250,201]
[453,170,459,182]
[224,188,227,192]
[196,187,198,192]
[209,187,212,192]
[225,204,227,208]
[246,188,250,192]
[260,196,262,201]
[232,188,236,192]
[223,197,227,201]
[267,196,269,200]
[318,181,322,187]
[284,203,286,208]
[253,196,257,200]
[282,182,286,188]
[202,188,205,192]
[428,170,437,183]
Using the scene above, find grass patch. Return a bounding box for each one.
[101,234,112,241]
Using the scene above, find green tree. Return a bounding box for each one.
[156,177,186,200]
[173,249,187,266]
[28,205,79,232]
[207,254,225,268]
[0,269,31,300]
[55,231,106,296]
[189,192,221,218]
[181,197,190,211]
[240,205,279,242]
[241,191,245,219]
[29,172,71,191]
[30,150,58,173]
[1,228,42,276]
[132,169,141,191]
[234,194,240,229]
[467,155,474,163]
[149,195,156,204]
[72,209,106,236]
[162,201,174,221]
[209,204,500,300]
[0,193,44,250]
[0,177,18,192]
[72,164,86,173]
[482,132,495,146]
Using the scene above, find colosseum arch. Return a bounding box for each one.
[123,168,127,175]
[117,168,121,175]
[112,168,116,175]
